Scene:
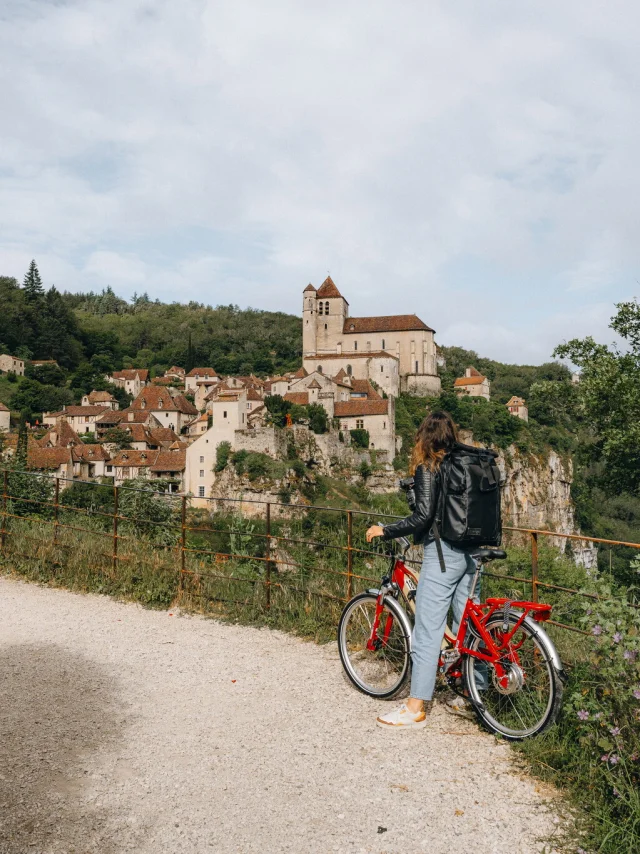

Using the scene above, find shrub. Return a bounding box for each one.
[350,428,369,449]
[307,403,328,434]
[246,453,270,480]
[215,441,231,472]
[359,460,372,480]
[290,459,306,478]
[231,449,249,475]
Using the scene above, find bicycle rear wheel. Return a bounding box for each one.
[463,613,563,741]
[338,592,411,699]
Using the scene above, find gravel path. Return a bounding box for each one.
[0,577,563,853]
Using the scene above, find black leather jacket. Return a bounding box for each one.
[382,465,438,544]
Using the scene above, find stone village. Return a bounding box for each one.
[0,278,528,502]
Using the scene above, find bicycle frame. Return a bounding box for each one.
[369,547,553,690]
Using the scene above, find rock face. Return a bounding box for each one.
[498,449,574,535]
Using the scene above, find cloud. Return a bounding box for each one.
[1,0,639,362]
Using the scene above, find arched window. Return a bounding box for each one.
[381,339,386,350]
[354,341,358,351]
[319,302,324,315]
[324,301,329,314]
[317,365,323,374]
[324,323,327,330]
[346,365,352,376]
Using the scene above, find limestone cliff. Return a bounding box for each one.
[498,449,574,535]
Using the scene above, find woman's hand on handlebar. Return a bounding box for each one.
[366,525,385,542]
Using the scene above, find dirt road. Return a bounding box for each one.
[0,577,562,853]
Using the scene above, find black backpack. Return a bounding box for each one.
[433,442,502,558]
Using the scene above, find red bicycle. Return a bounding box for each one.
[338,538,566,740]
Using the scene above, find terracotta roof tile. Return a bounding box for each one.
[284,392,310,406]
[39,420,81,448]
[71,444,111,462]
[292,367,308,379]
[303,283,316,292]
[454,376,486,386]
[343,314,433,334]
[349,379,381,399]
[87,390,115,403]
[246,388,263,401]
[316,276,346,301]
[27,446,72,470]
[111,450,156,467]
[148,427,181,446]
[506,396,526,407]
[334,400,389,417]
[150,449,186,472]
[186,367,217,378]
[111,369,149,381]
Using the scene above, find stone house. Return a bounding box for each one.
[38,420,112,480]
[186,413,210,437]
[454,367,491,401]
[334,397,395,457]
[506,396,529,421]
[109,448,186,491]
[42,405,110,434]
[302,277,440,396]
[0,401,9,432]
[302,351,399,398]
[0,354,25,376]
[185,368,218,392]
[129,386,198,433]
[106,369,149,398]
[94,408,163,437]
[27,446,73,479]
[81,390,119,409]
[165,366,186,381]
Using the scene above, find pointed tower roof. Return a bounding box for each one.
[303,283,316,293]
[316,276,347,302]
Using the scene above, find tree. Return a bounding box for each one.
[22,260,44,300]
[307,403,328,434]
[350,428,370,448]
[102,427,132,449]
[11,378,74,419]
[25,361,67,387]
[554,299,640,492]
[185,333,195,374]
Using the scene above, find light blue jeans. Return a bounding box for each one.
[410,539,483,702]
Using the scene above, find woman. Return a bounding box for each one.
[366,410,475,729]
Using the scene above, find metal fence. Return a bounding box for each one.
[1,468,638,636]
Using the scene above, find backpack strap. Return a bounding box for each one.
[431,521,447,573]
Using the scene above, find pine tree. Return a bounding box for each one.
[22,260,44,299]
[185,332,195,373]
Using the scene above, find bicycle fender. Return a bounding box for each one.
[521,615,567,682]
[366,588,414,653]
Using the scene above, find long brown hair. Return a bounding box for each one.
[410,410,457,474]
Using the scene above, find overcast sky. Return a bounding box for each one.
[1,1,638,364]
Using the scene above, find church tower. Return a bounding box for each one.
[314,277,349,354]
[302,284,317,357]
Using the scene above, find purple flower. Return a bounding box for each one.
[613,632,623,643]
[633,689,640,700]
[610,726,621,736]
[594,712,602,720]
[623,649,637,660]
[577,710,589,721]
[610,754,620,765]
[592,625,603,636]
[601,754,610,762]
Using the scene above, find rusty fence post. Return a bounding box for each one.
[112,485,119,576]
[265,502,272,610]
[0,469,7,554]
[347,510,353,600]
[53,477,60,548]
[180,494,187,592]
[531,531,539,603]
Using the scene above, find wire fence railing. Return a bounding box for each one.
[1,468,638,639]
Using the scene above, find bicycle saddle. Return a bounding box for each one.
[471,548,507,562]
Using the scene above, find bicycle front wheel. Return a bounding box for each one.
[338,592,411,699]
[463,613,563,741]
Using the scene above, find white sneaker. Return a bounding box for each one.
[445,695,474,720]
[376,703,428,730]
